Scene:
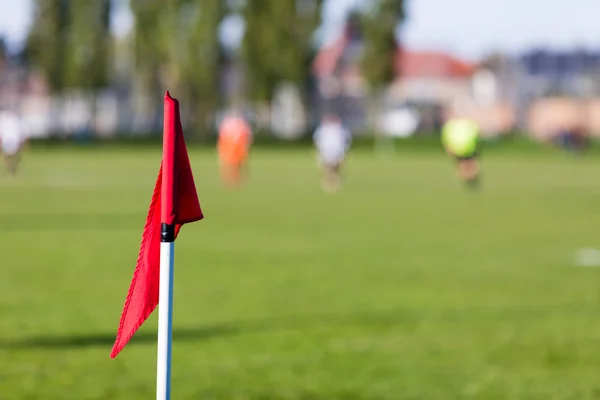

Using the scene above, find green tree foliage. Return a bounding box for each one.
[130,0,225,131]
[181,0,226,127]
[359,0,405,91]
[25,0,112,91]
[64,0,112,89]
[129,0,175,101]
[24,0,71,91]
[242,0,323,104]
[0,36,8,70]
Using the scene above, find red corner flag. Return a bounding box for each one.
[110,91,203,358]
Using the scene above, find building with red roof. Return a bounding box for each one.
[311,23,515,136]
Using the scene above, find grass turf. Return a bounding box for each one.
[1,145,600,399]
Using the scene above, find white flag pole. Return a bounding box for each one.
[156,239,175,400]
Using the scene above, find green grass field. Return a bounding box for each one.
[2,145,600,399]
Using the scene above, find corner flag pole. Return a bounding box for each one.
[156,94,178,400]
[156,229,175,400]
[109,91,203,398]
[156,234,175,400]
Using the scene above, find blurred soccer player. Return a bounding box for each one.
[441,116,481,190]
[0,108,26,176]
[313,113,352,193]
[217,112,253,187]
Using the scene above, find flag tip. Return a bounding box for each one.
[164,90,178,104]
[110,347,120,359]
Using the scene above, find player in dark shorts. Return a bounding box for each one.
[441,118,481,189]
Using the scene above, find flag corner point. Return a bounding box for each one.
[110,347,120,359]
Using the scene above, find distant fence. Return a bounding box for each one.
[12,89,307,140]
[15,90,171,139]
[9,87,600,142]
[527,97,600,140]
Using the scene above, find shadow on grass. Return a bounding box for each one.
[3,323,240,350]
[2,310,419,351]
[3,303,593,351]
[0,212,143,231]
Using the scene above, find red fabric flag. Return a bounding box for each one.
[110,91,203,358]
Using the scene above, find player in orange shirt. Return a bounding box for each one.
[217,112,253,186]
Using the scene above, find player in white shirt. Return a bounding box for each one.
[0,109,27,175]
[313,113,352,192]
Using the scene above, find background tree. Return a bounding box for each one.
[358,0,405,140]
[129,0,175,130]
[24,0,71,91]
[63,0,112,90]
[242,0,323,108]
[179,0,226,133]
[25,0,112,91]
[25,0,112,132]
[0,36,7,68]
[130,0,225,135]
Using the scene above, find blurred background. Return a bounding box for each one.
[3,1,600,399]
[1,0,599,144]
